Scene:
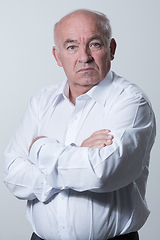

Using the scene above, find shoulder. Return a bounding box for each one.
[29,81,65,114]
[111,71,151,105]
[32,81,64,102]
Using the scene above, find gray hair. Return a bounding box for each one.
[54,9,112,48]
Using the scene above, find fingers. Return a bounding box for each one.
[91,129,113,146]
[81,129,113,149]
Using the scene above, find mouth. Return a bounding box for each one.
[77,68,96,73]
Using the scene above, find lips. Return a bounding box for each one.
[77,68,95,73]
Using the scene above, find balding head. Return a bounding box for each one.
[54,9,112,49]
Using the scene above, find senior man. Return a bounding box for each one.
[4,9,156,240]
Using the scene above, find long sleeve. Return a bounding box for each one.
[3,95,60,202]
[4,74,156,202]
[28,93,156,193]
[4,73,156,239]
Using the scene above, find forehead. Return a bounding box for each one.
[56,13,103,44]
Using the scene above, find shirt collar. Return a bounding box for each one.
[54,71,113,106]
[86,71,113,106]
[51,79,69,105]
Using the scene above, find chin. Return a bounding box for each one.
[81,76,103,85]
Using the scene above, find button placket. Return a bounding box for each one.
[57,99,87,239]
[65,100,85,145]
[57,190,71,239]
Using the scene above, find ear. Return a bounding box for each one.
[110,38,117,61]
[52,46,63,67]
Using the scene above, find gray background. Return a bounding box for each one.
[0,0,159,239]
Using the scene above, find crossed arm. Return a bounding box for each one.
[28,129,113,154]
[4,92,155,202]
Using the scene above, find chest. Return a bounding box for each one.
[38,98,108,146]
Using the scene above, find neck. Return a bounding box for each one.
[69,84,93,105]
[69,93,76,105]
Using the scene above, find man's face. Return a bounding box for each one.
[53,13,116,97]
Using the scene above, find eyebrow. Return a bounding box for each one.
[63,35,104,48]
[63,39,79,48]
[88,35,104,43]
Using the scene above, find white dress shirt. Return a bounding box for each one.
[4,71,156,240]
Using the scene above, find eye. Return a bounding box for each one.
[67,45,77,51]
[90,42,102,50]
[68,46,75,50]
[92,43,101,47]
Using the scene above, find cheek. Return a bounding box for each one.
[97,56,109,70]
[94,50,109,66]
[60,54,75,69]
[60,57,76,79]
[97,56,111,76]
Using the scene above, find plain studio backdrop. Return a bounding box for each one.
[0,0,159,239]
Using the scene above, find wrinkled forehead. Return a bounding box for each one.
[54,12,104,46]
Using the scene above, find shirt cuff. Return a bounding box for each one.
[28,138,58,167]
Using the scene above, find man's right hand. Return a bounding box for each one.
[81,129,113,149]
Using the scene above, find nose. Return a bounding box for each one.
[78,47,93,63]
